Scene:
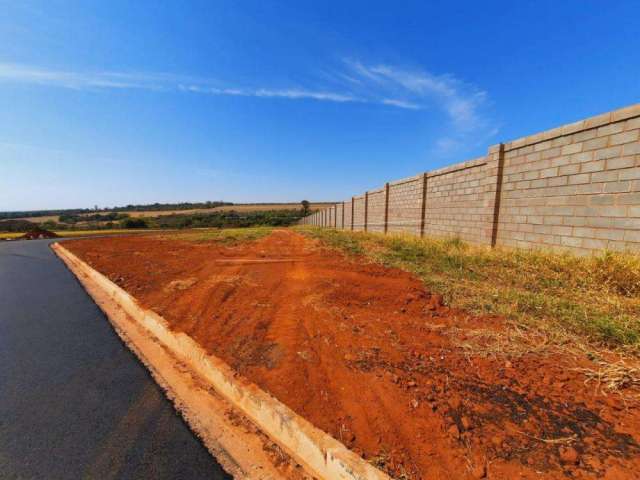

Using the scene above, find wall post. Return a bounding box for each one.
[364,192,369,232]
[490,143,505,247]
[384,182,390,234]
[419,172,428,238]
[341,202,345,229]
[351,197,355,231]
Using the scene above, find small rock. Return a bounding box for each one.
[504,360,513,369]
[559,446,579,465]
[411,399,419,409]
[407,380,417,388]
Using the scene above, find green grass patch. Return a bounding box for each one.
[296,227,640,351]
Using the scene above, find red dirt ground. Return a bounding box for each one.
[63,230,640,480]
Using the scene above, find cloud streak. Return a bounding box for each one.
[0,62,413,108]
[339,60,498,152]
[0,60,498,149]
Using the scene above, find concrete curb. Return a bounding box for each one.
[53,243,390,480]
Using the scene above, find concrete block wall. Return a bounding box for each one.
[367,188,386,233]
[423,157,498,244]
[353,196,365,231]
[301,103,640,254]
[387,175,424,235]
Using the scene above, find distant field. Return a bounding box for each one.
[17,203,333,223]
[0,229,160,240]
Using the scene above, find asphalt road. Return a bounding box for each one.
[0,239,230,480]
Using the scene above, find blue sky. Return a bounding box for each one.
[1,1,639,211]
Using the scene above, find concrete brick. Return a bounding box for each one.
[597,123,625,136]
[559,164,580,176]
[574,227,596,238]
[573,129,597,143]
[625,117,640,130]
[606,156,635,170]
[624,230,640,242]
[595,146,623,160]
[622,142,640,155]
[561,236,582,247]
[616,192,640,204]
[583,137,608,151]
[568,173,591,185]
[581,160,605,173]
[603,181,631,193]
[589,194,615,206]
[561,143,582,155]
[610,130,639,146]
[611,104,640,122]
[619,167,640,181]
[591,170,619,183]
[582,238,608,249]
[570,151,594,164]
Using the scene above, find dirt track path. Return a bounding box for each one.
[65,230,640,480]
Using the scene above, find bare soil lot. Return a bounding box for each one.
[63,230,640,479]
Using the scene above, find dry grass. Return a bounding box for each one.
[0,232,24,239]
[56,229,161,237]
[1,229,161,240]
[153,227,273,245]
[298,227,640,353]
[573,360,640,397]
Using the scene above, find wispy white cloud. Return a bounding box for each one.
[180,84,358,103]
[0,62,414,108]
[343,60,489,129]
[0,60,498,147]
[339,60,498,152]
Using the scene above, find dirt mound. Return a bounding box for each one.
[20,228,59,240]
[64,231,640,480]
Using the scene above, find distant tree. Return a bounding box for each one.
[120,218,148,229]
[301,200,310,216]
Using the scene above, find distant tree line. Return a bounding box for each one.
[0,208,306,232]
[58,212,130,223]
[0,200,233,220]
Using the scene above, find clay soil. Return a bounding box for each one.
[63,230,640,480]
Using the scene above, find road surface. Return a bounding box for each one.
[0,239,230,479]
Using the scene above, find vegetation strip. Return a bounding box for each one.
[53,242,391,480]
[297,227,640,354]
